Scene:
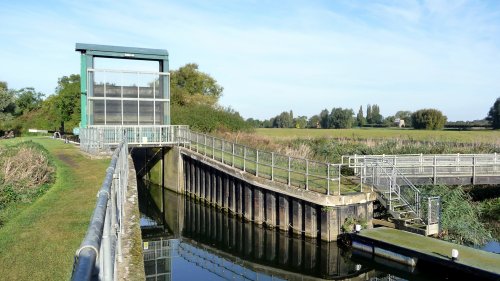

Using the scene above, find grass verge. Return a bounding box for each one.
[0,138,110,280]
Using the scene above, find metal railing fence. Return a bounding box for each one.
[362,159,440,226]
[71,136,129,281]
[178,130,348,195]
[346,153,500,184]
[80,125,189,154]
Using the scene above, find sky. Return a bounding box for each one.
[1,0,499,121]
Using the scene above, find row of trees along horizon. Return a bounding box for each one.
[247,104,498,130]
[1,63,499,134]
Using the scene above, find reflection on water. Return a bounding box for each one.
[138,180,447,281]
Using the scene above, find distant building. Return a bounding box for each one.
[394,118,405,128]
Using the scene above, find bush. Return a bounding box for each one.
[411,109,447,130]
[171,104,252,133]
[0,142,55,210]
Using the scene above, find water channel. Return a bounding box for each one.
[138,180,497,281]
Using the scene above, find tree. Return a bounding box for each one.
[52,74,81,131]
[294,116,308,128]
[366,104,373,124]
[170,63,223,107]
[486,97,500,129]
[356,106,365,127]
[371,104,383,124]
[308,115,320,128]
[395,110,412,127]
[319,109,329,129]
[411,109,447,130]
[14,87,43,115]
[0,82,16,124]
[273,111,294,128]
[329,107,354,129]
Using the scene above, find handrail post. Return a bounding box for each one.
[305,159,309,190]
[271,152,274,181]
[221,140,224,164]
[256,150,259,177]
[338,164,341,195]
[212,136,215,159]
[326,164,330,195]
[433,155,437,185]
[232,143,235,167]
[288,157,291,186]
[243,146,246,172]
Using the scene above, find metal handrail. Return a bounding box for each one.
[179,130,346,195]
[71,136,129,281]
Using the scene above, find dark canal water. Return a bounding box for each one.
[138,180,498,281]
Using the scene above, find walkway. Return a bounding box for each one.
[352,227,500,280]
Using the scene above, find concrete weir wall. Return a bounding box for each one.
[135,146,376,242]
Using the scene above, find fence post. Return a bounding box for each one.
[212,137,215,159]
[305,159,309,190]
[338,165,341,196]
[433,155,437,185]
[271,152,274,181]
[326,164,330,195]
[472,156,476,185]
[221,140,224,164]
[288,157,291,186]
[243,146,246,172]
[256,150,259,177]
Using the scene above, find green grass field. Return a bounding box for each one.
[0,138,110,280]
[255,128,500,144]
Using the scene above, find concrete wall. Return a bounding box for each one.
[133,146,376,241]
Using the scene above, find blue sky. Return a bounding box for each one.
[1,0,499,121]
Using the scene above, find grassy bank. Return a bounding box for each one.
[256,128,500,145]
[0,138,109,280]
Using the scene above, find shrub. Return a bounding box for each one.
[411,109,447,130]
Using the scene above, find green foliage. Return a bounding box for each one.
[319,109,329,128]
[356,106,365,127]
[341,216,368,233]
[395,110,412,127]
[171,63,223,107]
[411,108,447,130]
[486,97,500,129]
[172,104,251,133]
[420,186,491,246]
[53,74,81,130]
[14,87,43,116]
[271,110,294,128]
[329,107,354,129]
[308,115,320,128]
[0,84,16,128]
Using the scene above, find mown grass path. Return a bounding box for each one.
[0,138,109,280]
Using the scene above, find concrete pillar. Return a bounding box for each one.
[320,241,339,276]
[278,195,290,232]
[193,162,199,197]
[185,158,191,194]
[236,180,243,216]
[222,176,229,209]
[265,191,277,227]
[253,188,264,224]
[206,168,212,203]
[243,183,253,221]
[228,178,236,213]
[292,199,303,236]
[195,200,200,234]
[320,207,339,242]
[217,173,223,206]
[210,170,216,204]
[195,165,201,197]
[304,203,318,238]
[199,165,205,200]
